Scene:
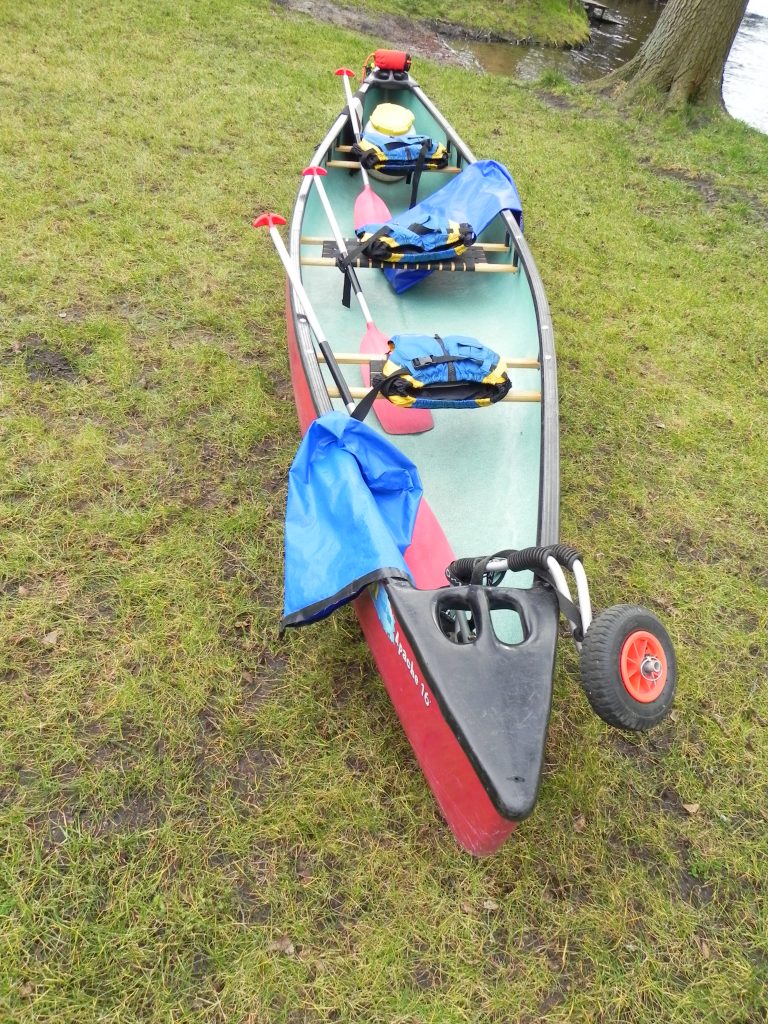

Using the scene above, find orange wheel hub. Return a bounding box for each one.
[620,630,668,703]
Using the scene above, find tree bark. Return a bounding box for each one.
[600,0,749,107]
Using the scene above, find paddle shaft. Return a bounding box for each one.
[265,224,355,412]
[309,172,376,325]
[340,73,370,189]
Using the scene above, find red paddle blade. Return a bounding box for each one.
[360,323,433,435]
[354,185,391,231]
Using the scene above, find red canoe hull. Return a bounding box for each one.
[285,290,517,855]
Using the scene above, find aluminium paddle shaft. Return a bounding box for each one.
[335,68,369,188]
[301,166,377,325]
[252,213,355,413]
[334,69,392,231]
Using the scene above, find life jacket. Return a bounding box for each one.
[351,103,449,175]
[352,129,449,175]
[351,334,511,421]
[345,213,475,265]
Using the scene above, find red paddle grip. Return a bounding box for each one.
[252,213,286,229]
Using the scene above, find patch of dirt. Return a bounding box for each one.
[344,753,369,775]
[86,794,164,838]
[611,735,648,760]
[231,746,282,803]
[538,976,572,1014]
[641,158,768,225]
[644,162,720,208]
[82,717,145,771]
[678,868,714,908]
[239,322,284,363]
[272,0,480,68]
[658,786,689,818]
[538,91,578,111]
[27,808,76,853]
[235,882,273,924]
[536,866,591,906]
[10,335,78,381]
[666,525,723,566]
[240,665,279,711]
[219,543,282,603]
[56,303,88,323]
[239,651,286,703]
[413,961,442,990]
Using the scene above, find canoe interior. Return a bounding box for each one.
[297,83,546,638]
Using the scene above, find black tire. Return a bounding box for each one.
[580,604,676,732]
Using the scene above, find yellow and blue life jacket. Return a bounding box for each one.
[351,334,511,421]
[346,213,475,266]
[352,128,449,175]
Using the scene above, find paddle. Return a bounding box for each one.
[252,213,355,414]
[302,167,433,435]
[254,213,456,594]
[334,68,391,230]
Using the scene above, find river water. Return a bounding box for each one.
[467,0,768,133]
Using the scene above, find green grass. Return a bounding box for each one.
[1,1,768,1021]
[337,0,590,46]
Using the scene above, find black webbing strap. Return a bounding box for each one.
[409,138,431,209]
[411,354,482,369]
[338,224,391,270]
[536,573,584,642]
[350,366,409,423]
[341,270,351,308]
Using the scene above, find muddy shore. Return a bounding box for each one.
[272,0,576,70]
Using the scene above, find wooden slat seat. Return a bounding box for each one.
[301,241,517,275]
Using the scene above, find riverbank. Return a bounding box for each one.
[2,1,767,1021]
[277,0,590,51]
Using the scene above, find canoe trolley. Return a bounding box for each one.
[254,50,676,855]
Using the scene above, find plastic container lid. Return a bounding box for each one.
[368,103,415,136]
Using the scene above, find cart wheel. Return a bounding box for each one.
[580,605,676,731]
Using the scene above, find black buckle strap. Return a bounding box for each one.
[350,366,409,423]
[411,354,483,369]
[409,138,431,209]
[338,223,391,270]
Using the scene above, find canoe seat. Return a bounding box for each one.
[302,241,517,279]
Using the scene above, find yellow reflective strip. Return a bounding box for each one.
[482,371,509,386]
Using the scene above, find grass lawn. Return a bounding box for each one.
[1,1,767,1021]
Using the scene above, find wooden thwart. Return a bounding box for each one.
[300,235,511,253]
[301,254,518,274]
[318,352,540,370]
[326,159,462,174]
[328,386,541,403]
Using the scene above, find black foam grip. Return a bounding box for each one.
[445,557,480,585]
[505,547,554,573]
[547,544,583,570]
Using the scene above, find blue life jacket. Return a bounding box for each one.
[380,159,524,294]
[349,213,475,265]
[352,128,449,174]
[351,334,511,420]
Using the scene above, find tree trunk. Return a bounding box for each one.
[600,0,749,107]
